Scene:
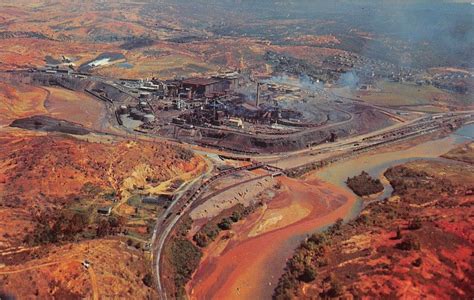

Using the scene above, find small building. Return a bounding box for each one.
[142,194,174,205]
[82,260,91,269]
[143,114,155,123]
[118,105,129,114]
[97,207,112,215]
[227,118,244,129]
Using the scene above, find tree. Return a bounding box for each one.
[395,226,402,240]
[230,211,242,223]
[326,274,343,298]
[328,218,343,235]
[193,232,209,248]
[396,235,421,251]
[96,219,110,237]
[64,212,88,238]
[299,265,317,282]
[308,233,327,245]
[328,277,343,297]
[143,273,153,287]
[218,218,232,230]
[408,217,422,230]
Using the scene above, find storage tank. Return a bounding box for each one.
[119,105,128,114]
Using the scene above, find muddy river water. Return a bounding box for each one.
[317,123,474,219]
[188,123,474,299]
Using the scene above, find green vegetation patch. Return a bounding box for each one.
[346,171,384,197]
[193,203,261,248]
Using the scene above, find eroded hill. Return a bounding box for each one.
[0,131,205,299]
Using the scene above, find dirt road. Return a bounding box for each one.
[0,258,100,300]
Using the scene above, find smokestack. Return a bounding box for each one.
[256,82,261,107]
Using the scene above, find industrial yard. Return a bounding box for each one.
[1,51,473,300]
[0,1,473,299]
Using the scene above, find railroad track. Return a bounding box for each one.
[153,161,264,300]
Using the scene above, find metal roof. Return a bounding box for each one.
[182,78,222,86]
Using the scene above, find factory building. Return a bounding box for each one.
[182,73,240,99]
[227,118,244,129]
[182,78,227,99]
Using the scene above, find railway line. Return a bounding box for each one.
[153,161,265,299]
[153,110,473,300]
[3,69,473,299]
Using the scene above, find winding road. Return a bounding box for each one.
[153,111,474,299]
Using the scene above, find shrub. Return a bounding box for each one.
[299,265,317,283]
[217,218,232,230]
[412,257,423,267]
[24,210,90,245]
[408,217,422,230]
[142,273,153,287]
[176,216,193,237]
[396,235,421,251]
[171,239,202,294]
[346,171,384,197]
[230,211,242,223]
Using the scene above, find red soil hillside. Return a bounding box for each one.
[0,132,201,247]
[0,81,48,126]
[0,130,205,299]
[0,238,156,299]
[274,153,474,299]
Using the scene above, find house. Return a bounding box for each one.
[97,207,112,215]
[82,260,91,269]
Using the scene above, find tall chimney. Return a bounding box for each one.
[256,82,261,107]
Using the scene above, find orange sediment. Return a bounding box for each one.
[187,176,357,299]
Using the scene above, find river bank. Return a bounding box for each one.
[186,123,474,299]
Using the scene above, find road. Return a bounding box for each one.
[152,161,265,300]
[152,159,213,299]
[5,69,474,299]
[152,111,474,299]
